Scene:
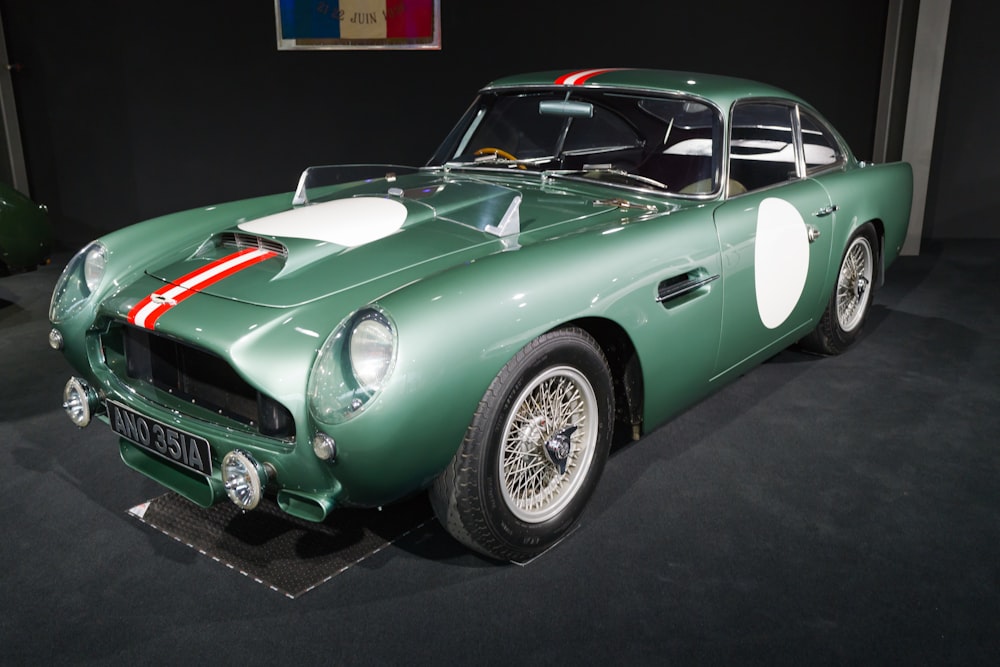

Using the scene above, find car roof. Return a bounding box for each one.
[482,68,807,111]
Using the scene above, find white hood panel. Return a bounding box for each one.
[238,197,407,248]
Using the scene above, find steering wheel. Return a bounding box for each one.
[473,147,526,169]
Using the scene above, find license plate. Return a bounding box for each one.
[107,400,213,476]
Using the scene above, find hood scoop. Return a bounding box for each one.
[217,232,288,257]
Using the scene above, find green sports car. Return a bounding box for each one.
[50,69,912,561]
[1,181,51,275]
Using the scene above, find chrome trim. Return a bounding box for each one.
[655,274,719,303]
[798,106,851,176]
[792,104,806,179]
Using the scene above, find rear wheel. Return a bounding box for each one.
[431,328,614,561]
[800,223,877,355]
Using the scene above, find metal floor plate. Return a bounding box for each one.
[129,492,433,598]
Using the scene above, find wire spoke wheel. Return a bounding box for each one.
[430,328,614,561]
[835,235,874,332]
[799,223,878,356]
[499,366,598,523]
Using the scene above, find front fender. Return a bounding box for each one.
[320,206,724,505]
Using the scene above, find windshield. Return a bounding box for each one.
[428,89,723,195]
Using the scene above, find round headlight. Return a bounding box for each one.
[350,313,395,390]
[50,241,108,323]
[222,449,269,510]
[308,307,397,425]
[83,243,107,293]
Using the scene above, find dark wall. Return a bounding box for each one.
[924,2,1000,240]
[2,1,890,249]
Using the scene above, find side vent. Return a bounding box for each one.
[218,232,288,257]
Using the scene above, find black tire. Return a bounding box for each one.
[430,327,615,561]
[800,223,878,355]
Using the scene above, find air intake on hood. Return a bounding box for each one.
[218,232,288,257]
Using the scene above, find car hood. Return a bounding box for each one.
[143,171,654,308]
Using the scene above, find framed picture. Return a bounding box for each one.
[275,0,441,50]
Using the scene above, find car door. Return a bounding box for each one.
[712,101,836,377]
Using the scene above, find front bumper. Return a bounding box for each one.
[55,308,347,522]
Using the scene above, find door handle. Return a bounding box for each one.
[813,204,839,217]
[655,274,720,304]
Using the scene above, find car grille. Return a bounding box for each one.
[217,232,288,256]
[116,326,295,439]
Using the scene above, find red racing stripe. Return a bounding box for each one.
[127,247,276,330]
[554,68,623,86]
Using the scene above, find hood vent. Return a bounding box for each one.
[218,232,288,257]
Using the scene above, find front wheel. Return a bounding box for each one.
[430,328,614,561]
[800,223,878,355]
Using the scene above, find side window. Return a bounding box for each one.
[799,110,843,172]
[728,103,797,193]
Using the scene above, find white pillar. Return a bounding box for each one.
[900,0,952,255]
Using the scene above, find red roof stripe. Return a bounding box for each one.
[554,68,623,86]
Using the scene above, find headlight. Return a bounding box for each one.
[49,241,107,323]
[308,307,397,425]
[349,312,395,390]
[83,243,107,293]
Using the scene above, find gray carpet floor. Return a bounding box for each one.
[2,240,998,665]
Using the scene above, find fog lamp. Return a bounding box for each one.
[62,377,97,427]
[48,328,64,350]
[222,449,269,510]
[312,433,337,461]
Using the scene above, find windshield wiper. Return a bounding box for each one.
[445,155,550,170]
[543,166,670,191]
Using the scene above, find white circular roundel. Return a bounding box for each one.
[754,197,809,329]
[238,197,408,248]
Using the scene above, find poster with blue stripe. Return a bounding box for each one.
[276,0,439,49]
